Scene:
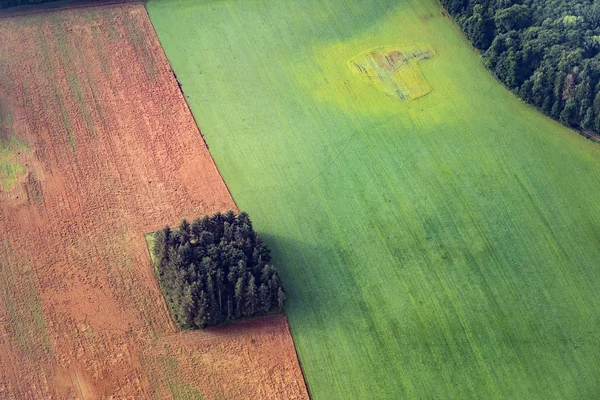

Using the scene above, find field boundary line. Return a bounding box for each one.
[140,4,240,213]
[283,314,313,399]
[142,5,311,398]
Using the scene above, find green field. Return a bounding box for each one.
[147,0,600,398]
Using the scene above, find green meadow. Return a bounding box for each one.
[147,0,600,398]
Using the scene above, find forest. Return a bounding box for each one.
[441,0,600,137]
[151,211,286,329]
[0,0,57,8]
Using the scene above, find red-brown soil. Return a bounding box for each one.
[0,4,308,399]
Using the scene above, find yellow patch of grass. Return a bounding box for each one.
[0,137,28,190]
[349,46,432,101]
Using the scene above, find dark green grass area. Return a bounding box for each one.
[148,0,600,398]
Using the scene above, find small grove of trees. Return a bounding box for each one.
[152,211,286,329]
[441,0,600,138]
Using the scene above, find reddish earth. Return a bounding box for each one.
[0,4,308,399]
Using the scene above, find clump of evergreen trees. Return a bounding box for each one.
[152,211,286,329]
[441,0,600,138]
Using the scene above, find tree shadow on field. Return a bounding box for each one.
[256,232,364,338]
[255,230,405,396]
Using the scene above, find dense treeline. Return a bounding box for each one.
[0,0,59,9]
[441,0,600,136]
[152,211,286,329]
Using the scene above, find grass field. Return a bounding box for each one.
[147,0,600,398]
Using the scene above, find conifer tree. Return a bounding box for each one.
[200,231,214,246]
[277,287,286,309]
[224,209,236,223]
[259,283,271,312]
[245,274,259,316]
[215,268,225,313]
[223,221,233,241]
[193,290,209,328]
[178,284,195,329]
[206,274,219,324]
[269,272,282,302]
[191,216,208,240]
[178,219,190,244]
[226,297,233,321]
[211,212,224,240]
[234,276,245,318]
[153,228,168,267]
[261,265,275,282]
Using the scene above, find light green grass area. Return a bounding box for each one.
[0,91,27,189]
[0,137,28,190]
[169,382,204,400]
[147,0,600,398]
[164,356,205,400]
[142,355,205,400]
[144,233,156,268]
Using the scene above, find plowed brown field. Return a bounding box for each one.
[0,4,308,399]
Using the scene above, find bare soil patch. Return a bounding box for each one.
[349,46,433,101]
[0,4,308,399]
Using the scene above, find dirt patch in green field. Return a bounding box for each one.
[349,46,433,101]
